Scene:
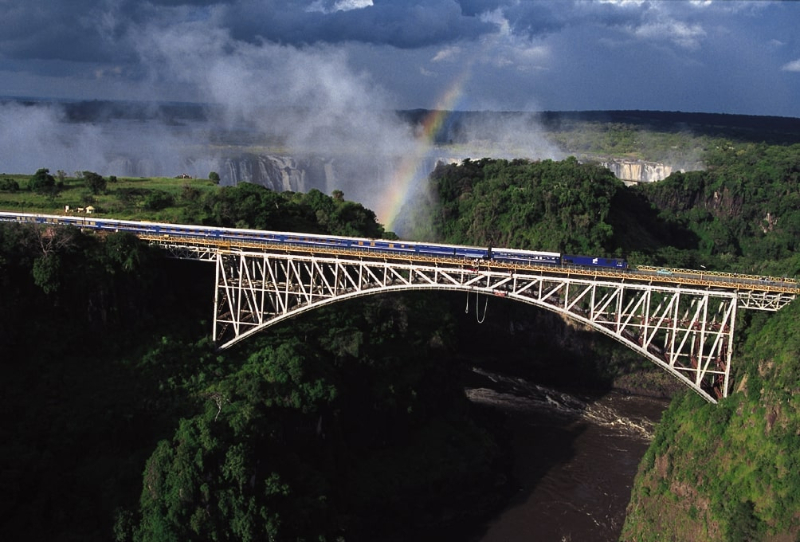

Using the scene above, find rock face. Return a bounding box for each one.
[600,159,673,183]
[218,153,452,194]
[220,154,334,193]
[102,153,337,193]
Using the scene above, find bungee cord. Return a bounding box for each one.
[475,290,488,324]
[466,290,488,323]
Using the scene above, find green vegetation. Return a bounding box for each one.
[546,119,709,163]
[636,142,800,276]
[27,167,58,194]
[398,142,800,279]
[537,110,800,160]
[397,156,688,267]
[621,300,800,541]
[0,171,386,239]
[409,156,621,254]
[0,170,219,221]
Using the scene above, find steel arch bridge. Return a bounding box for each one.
[4,211,795,403]
[146,236,798,404]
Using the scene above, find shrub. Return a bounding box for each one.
[0,178,20,192]
[28,168,56,194]
[143,190,175,211]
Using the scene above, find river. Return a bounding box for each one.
[465,368,669,542]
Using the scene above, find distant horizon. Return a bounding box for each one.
[2,88,797,227]
[4,95,800,122]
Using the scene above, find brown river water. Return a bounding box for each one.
[464,368,669,542]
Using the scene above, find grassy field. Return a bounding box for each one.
[0,172,219,222]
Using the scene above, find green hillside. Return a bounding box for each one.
[622,300,800,541]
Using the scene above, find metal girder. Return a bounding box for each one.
[145,238,219,262]
[211,250,741,403]
[737,289,798,311]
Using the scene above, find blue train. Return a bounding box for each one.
[0,212,628,271]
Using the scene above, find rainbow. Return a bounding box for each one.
[378,69,471,231]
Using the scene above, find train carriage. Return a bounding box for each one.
[0,212,629,272]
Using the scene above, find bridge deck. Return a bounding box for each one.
[140,233,800,296]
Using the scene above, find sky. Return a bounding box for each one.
[1,0,798,117]
[0,0,799,229]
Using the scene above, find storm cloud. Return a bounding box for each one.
[0,0,797,116]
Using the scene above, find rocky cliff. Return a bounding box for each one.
[220,154,333,193]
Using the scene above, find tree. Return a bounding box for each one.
[28,168,56,194]
[0,178,19,192]
[104,232,152,273]
[32,254,61,294]
[83,171,107,194]
[209,171,220,184]
[143,190,174,211]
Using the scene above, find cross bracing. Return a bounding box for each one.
[206,248,744,403]
[137,233,799,404]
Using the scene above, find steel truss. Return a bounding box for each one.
[737,289,798,311]
[213,250,739,403]
[143,238,219,262]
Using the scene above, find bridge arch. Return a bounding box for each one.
[211,250,738,403]
[3,212,796,404]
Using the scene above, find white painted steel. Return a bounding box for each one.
[140,238,797,404]
[209,249,740,403]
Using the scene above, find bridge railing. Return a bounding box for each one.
[636,265,799,285]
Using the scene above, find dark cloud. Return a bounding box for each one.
[223,0,497,48]
[0,1,102,61]
[0,0,671,66]
[0,0,798,118]
[0,0,534,63]
[497,1,569,37]
[147,0,226,5]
